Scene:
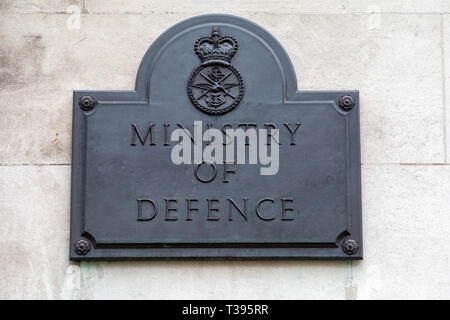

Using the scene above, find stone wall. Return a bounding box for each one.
[1,0,449,299]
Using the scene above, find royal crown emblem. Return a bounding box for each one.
[187,27,244,114]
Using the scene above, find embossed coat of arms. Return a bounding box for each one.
[187,27,244,115]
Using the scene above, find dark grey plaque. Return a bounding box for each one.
[70,14,362,260]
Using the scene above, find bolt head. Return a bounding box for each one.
[79,96,97,111]
[342,238,359,255]
[339,95,355,110]
[74,239,91,255]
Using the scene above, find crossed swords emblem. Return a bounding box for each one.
[191,66,239,107]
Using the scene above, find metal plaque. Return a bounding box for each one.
[70,14,362,260]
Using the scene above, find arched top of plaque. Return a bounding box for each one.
[77,14,357,113]
[135,14,297,106]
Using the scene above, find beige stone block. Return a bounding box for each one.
[349,0,450,14]
[77,260,349,299]
[84,0,348,15]
[0,14,179,164]
[0,0,82,13]
[354,164,450,299]
[0,165,72,299]
[247,14,444,164]
[444,15,450,163]
[5,0,448,15]
[1,164,449,299]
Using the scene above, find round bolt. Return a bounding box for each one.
[74,239,91,255]
[79,96,97,111]
[342,238,359,255]
[339,95,355,111]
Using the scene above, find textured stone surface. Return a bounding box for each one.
[355,165,450,299]
[348,0,450,13]
[0,166,72,299]
[0,0,82,13]
[83,0,450,14]
[84,0,348,14]
[444,15,450,163]
[247,14,444,164]
[78,261,349,299]
[4,0,449,15]
[0,1,449,300]
[0,14,178,165]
